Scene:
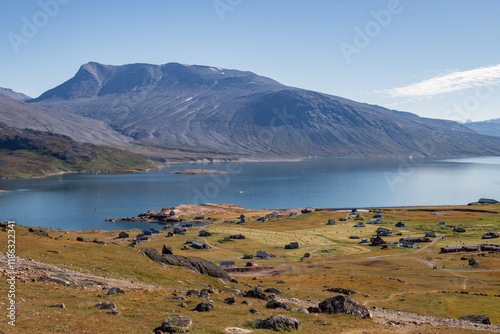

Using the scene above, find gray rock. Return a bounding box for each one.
[224,297,236,305]
[93,302,117,310]
[244,287,267,300]
[307,306,322,313]
[162,244,173,255]
[292,308,309,314]
[194,300,214,312]
[172,295,187,301]
[459,315,491,325]
[29,227,49,238]
[249,309,260,315]
[266,300,291,311]
[48,303,65,309]
[242,299,253,305]
[107,287,125,295]
[107,310,120,315]
[249,315,301,331]
[264,288,282,294]
[154,316,193,333]
[76,236,84,242]
[318,295,372,319]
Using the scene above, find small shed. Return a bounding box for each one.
[243,254,253,259]
[370,236,385,246]
[148,228,160,234]
[220,261,235,269]
[395,222,405,227]
[354,222,365,227]
[453,226,466,233]
[191,241,207,249]
[118,232,129,239]
[463,245,480,252]
[199,230,212,237]
[256,250,273,258]
[165,231,174,237]
[230,234,245,239]
[439,222,446,225]
[425,232,436,238]
[142,230,153,236]
[327,219,337,225]
[285,242,299,249]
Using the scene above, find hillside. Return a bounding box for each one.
[1,203,499,333]
[30,62,500,158]
[0,124,154,178]
[0,87,30,101]
[0,95,133,146]
[465,118,500,137]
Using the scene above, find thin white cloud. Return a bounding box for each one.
[384,64,500,98]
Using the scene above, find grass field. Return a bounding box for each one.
[1,203,499,333]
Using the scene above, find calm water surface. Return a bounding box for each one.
[0,157,498,230]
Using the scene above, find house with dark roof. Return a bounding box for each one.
[370,236,386,246]
[482,232,499,239]
[199,230,212,237]
[395,222,405,227]
[256,250,273,258]
[220,261,235,269]
[191,241,207,249]
[285,242,299,249]
[118,232,129,238]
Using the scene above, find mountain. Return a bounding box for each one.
[464,118,500,137]
[30,62,500,158]
[0,95,133,146]
[0,87,30,101]
[0,124,154,179]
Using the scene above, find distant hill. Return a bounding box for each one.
[0,95,133,146]
[0,124,154,179]
[464,119,500,137]
[30,62,500,158]
[0,87,30,101]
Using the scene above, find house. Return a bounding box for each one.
[137,236,149,241]
[173,227,187,234]
[425,232,436,238]
[142,230,153,236]
[391,242,402,247]
[439,222,446,225]
[195,216,205,220]
[220,261,236,269]
[478,198,498,204]
[482,232,499,239]
[246,260,257,267]
[481,244,500,251]
[148,228,160,234]
[199,230,212,237]
[191,241,207,249]
[399,237,431,243]
[361,238,369,243]
[118,232,129,239]
[239,214,246,223]
[349,235,359,239]
[453,226,466,233]
[463,245,479,252]
[401,242,419,248]
[327,219,336,225]
[441,245,463,253]
[301,208,313,214]
[256,250,273,258]
[223,237,231,241]
[181,223,193,228]
[395,222,405,227]
[354,222,365,227]
[165,231,174,237]
[243,254,253,259]
[370,236,386,246]
[377,230,393,237]
[230,234,245,240]
[270,211,280,217]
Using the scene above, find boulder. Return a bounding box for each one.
[459,315,491,325]
[318,295,372,319]
[48,303,65,309]
[76,236,84,242]
[194,300,214,312]
[154,316,192,333]
[249,315,301,331]
[93,302,117,310]
[266,300,291,311]
[29,227,49,238]
[107,287,125,295]
[141,248,232,280]
[307,306,322,313]
[224,297,236,305]
[249,309,260,315]
[162,244,173,255]
[263,288,282,294]
[186,289,210,298]
[292,308,309,314]
[242,299,253,305]
[244,287,267,300]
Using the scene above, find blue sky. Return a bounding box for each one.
[1,0,500,121]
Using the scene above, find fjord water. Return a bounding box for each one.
[0,157,498,230]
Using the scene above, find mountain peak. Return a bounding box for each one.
[0,87,31,101]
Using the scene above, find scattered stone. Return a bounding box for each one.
[225,327,252,333]
[154,316,193,333]
[242,299,253,305]
[249,309,260,315]
[244,287,267,300]
[76,236,84,242]
[248,315,301,331]
[459,315,491,325]
[172,295,187,301]
[107,310,120,315]
[252,277,258,280]
[231,278,239,284]
[48,303,65,309]
[29,227,49,238]
[263,288,282,295]
[318,295,372,319]
[292,308,309,314]
[266,300,291,311]
[317,320,329,326]
[324,287,357,295]
[180,302,188,308]
[93,302,117,310]
[194,300,214,312]
[107,287,125,295]
[47,250,60,254]
[224,297,236,305]
[276,280,285,284]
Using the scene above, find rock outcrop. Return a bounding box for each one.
[318,295,372,319]
[459,315,491,325]
[248,315,301,331]
[141,247,231,280]
[154,316,192,333]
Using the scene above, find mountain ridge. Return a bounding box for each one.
[28,62,500,158]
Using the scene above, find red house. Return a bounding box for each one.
[246,260,257,267]
[440,245,462,253]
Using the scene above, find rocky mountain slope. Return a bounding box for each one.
[0,95,133,146]
[30,62,500,157]
[0,87,30,101]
